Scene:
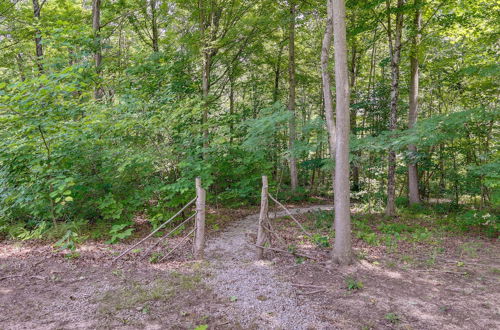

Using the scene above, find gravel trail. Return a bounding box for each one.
[205,205,335,329]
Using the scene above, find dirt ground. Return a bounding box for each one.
[0,204,498,329]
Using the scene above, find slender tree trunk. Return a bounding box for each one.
[273,41,285,103]
[92,0,104,100]
[385,0,405,216]
[16,54,26,81]
[288,1,299,191]
[199,1,211,156]
[349,42,360,192]
[201,52,210,152]
[150,0,159,52]
[229,68,235,144]
[408,0,422,205]
[321,0,336,188]
[32,0,44,74]
[332,0,352,265]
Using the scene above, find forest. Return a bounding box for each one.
[0,0,498,329]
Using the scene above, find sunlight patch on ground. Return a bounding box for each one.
[254,260,273,268]
[0,287,13,294]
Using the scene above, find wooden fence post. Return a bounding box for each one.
[194,177,206,259]
[256,175,269,259]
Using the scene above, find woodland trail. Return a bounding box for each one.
[205,205,334,329]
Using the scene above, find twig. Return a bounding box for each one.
[297,289,325,295]
[268,194,312,238]
[158,228,196,263]
[112,198,196,262]
[0,275,23,281]
[251,243,321,261]
[264,221,287,246]
[0,275,46,281]
[291,283,326,289]
[413,269,468,275]
[140,212,197,260]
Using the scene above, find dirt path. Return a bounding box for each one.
[204,205,334,329]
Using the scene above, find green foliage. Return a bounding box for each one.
[346,277,364,291]
[194,325,208,330]
[149,252,164,264]
[308,210,334,229]
[54,230,81,251]
[378,223,415,234]
[0,0,497,244]
[442,210,499,238]
[106,223,135,244]
[384,313,400,323]
[354,220,379,246]
[357,231,379,246]
[312,234,330,248]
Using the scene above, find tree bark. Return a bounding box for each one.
[408,0,421,205]
[349,41,360,192]
[320,0,336,188]
[332,0,352,265]
[92,0,104,100]
[32,0,44,74]
[273,41,285,103]
[288,1,299,191]
[150,0,159,52]
[385,0,405,216]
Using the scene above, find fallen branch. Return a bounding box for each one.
[251,243,321,261]
[112,197,196,263]
[140,212,196,260]
[158,228,196,263]
[268,194,312,238]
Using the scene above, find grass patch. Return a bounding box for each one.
[98,271,203,315]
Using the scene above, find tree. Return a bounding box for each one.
[92,0,104,100]
[32,0,44,74]
[287,0,299,191]
[332,0,352,265]
[407,0,422,205]
[385,0,405,216]
[321,0,336,187]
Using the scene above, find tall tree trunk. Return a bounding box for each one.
[321,0,336,188]
[332,0,352,265]
[92,0,104,100]
[150,0,159,52]
[288,1,299,191]
[349,42,360,192]
[408,0,422,205]
[32,0,44,74]
[385,0,405,216]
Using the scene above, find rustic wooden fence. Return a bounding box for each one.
[112,177,206,263]
[255,175,314,260]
